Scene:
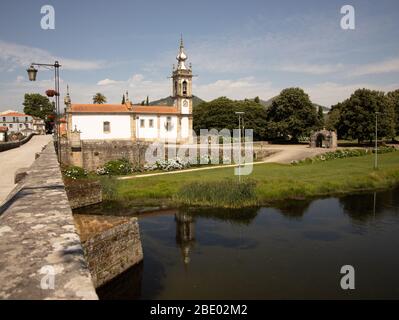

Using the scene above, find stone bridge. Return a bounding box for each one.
[0,142,98,299]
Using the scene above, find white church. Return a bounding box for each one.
[65,38,193,143]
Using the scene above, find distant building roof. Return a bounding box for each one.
[1,111,30,117]
[0,126,8,132]
[70,104,179,115]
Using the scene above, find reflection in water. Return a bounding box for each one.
[175,212,195,266]
[77,187,399,299]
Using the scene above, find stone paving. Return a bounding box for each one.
[0,142,98,299]
[0,135,52,203]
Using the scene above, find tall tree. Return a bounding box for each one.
[317,106,324,128]
[121,94,125,104]
[336,89,395,143]
[265,88,318,141]
[387,89,399,136]
[193,97,268,141]
[146,96,149,105]
[93,93,107,104]
[23,93,54,120]
[254,96,260,104]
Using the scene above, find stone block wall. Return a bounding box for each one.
[74,215,143,289]
[61,140,150,171]
[64,180,102,209]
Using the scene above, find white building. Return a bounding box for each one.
[0,110,33,135]
[65,38,193,143]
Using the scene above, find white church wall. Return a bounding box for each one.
[159,115,177,140]
[72,114,131,140]
[136,115,158,139]
[181,117,189,138]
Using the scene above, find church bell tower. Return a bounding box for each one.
[172,36,193,115]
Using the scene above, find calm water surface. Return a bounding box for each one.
[77,188,399,299]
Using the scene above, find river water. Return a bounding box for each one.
[76,188,399,299]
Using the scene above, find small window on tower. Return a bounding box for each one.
[140,119,145,128]
[182,81,187,95]
[103,121,111,133]
[174,81,178,95]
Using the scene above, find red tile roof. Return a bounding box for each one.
[71,104,130,113]
[0,126,8,132]
[70,104,179,115]
[2,112,28,117]
[132,105,178,114]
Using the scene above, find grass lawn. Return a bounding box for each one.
[103,151,399,207]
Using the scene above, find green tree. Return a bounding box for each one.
[317,106,324,128]
[336,89,395,143]
[265,88,318,141]
[146,96,149,105]
[193,97,268,141]
[386,89,399,136]
[254,96,260,104]
[325,103,342,132]
[93,93,107,104]
[121,94,125,104]
[23,93,54,120]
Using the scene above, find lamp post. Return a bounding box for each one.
[374,111,380,170]
[235,111,244,182]
[27,61,62,162]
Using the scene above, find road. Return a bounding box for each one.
[0,135,53,203]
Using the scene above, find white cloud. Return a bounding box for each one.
[0,40,105,71]
[350,57,399,77]
[305,82,399,107]
[279,63,344,75]
[194,77,279,101]
[97,78,121,86]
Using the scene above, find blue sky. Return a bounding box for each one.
[1,0,399,111]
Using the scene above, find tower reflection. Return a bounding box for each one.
[175,211,196,267]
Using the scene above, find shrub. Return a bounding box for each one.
[144,158,191,171]
[177,179,257,208]
[294,148,374,165]
[62,166,87,180]
[99,158,132,176]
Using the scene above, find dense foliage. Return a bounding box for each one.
[265,88,320,141]
[193,97,268,141]
[23,93,55,132]
[328,89,396,143]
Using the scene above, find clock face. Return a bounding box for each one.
[183,100,188,108]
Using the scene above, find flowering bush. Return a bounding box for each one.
[97,159,132,175]
[292,147,396,166]
[63,166,87,180]
[145,158,191,171]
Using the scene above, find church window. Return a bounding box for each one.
[103,121,111,133]
[140,119,145,128]
[165,116,172,131]
[149,119,154,128]
[174,81,178,95]
[182,81,187,95]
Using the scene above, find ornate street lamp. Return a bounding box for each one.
[26,61,62,162]
[26,65,38,81]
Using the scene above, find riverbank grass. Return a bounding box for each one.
[106,151,399,208]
